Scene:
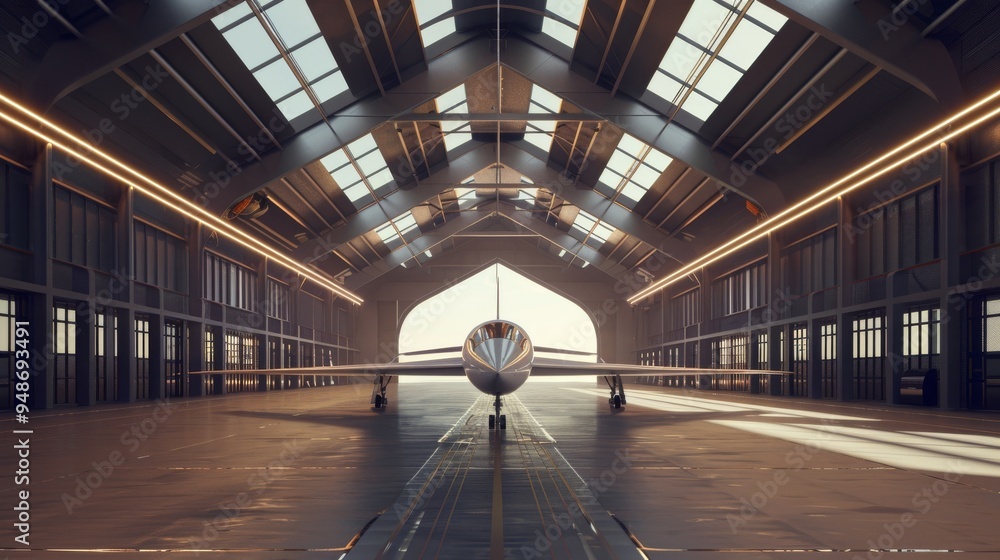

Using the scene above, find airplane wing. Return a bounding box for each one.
[530,357,792,377]
[188,357,465,377]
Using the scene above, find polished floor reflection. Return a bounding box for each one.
[1,380,999,559]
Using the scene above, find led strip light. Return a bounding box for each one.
[628,86,1000,305]
[0,92,364,305]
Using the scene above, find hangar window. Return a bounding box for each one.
[204,252,257,312]
[526,85,564,153]
[648,0,786,121]
[213,0,349,123]
[571,210,616,247]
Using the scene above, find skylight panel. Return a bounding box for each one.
[647,0,786,122]
[718,20,774,70]
[542,17,577,48]
[437,84,467,112]
[212,1,348,123]
[213,3,251,29]
[221,18,279,70]
[572,210,598,234]
[395,212,418,236]
[342,182,370,204]
[644,148,674,172]
[413,0,455,47]
[529,85,562,113]
[630,162,661,189]
[619,181,649,205]
[526,121,556,152]
[618,134,646,156]
[265,0,320,47]
[597,168,625,191]
[677,0,734,47]
[292,39,339,81]
[591,221,616,244]
[698,62,742,102]
[747,1,788,31]
[606,149,636,175]
[375,222,399,245]
[255,60,300,100]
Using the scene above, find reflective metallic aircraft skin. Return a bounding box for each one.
[462,320,533,395]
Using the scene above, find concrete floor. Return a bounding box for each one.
[1,379,999,559]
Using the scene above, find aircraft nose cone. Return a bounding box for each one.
[479,338,517,372]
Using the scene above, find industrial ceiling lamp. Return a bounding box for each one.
[226,192,270,220]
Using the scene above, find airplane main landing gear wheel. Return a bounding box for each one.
[374,394,383,408]
[606,373,626,410]
[489,414,496,429]
[499,415,506,430]
[612,394,622,409]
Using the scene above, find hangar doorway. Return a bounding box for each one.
[396,263,600,380]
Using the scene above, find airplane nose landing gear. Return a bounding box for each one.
[606,373,626,410]
[489,394,506,430]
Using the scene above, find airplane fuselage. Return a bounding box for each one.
[462,320,533,396]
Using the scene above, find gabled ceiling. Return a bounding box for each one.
[0,0,988,299]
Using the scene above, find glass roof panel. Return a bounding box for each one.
[264,0,320,48]
[717,19,773,71]
[747,1,788,31]
[321,150,350,172]
[678,0,733,48]
[617,134,646,156]
[437,84,467,112]
[591,221,616,243]
[526,121,556,152]
[529,85,562,113]
[644,149,674,172]
[630,163,661,189]
[572,210,597,234]
[291,38,338,82]
[355,150,387,176]
[221,18,279,70]
[542,17,577,47]
[310,71,348,100]
[254,60,300,100]
[349,134,379,157]
[331,165,363,190]
[698,60,743,101]
[648,0,784,123]
[606,149,635,175]
[597,168,625,191]
[648,71,685,105]
[342,182,371,203]
[619,181,648,206]
[395,212,418,235]
[213,0,346,123]
[412,0,451,24]
[213,3,252,29]
[366,168,394,190]
[421,19,456,46]
[276,91,314,120]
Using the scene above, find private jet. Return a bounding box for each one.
[193,320,790,429]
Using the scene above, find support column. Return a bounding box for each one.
[116,307,135,402]
[211,325,225,395]
[148,313,164,400]
[939,141,963,409]
[30,144,53,409]
[765,232,783,395]
[808,319,823,399]
[76,299,97,406]
[749,330,761,394]
[188,321,205,397]
[838,196,855,401]
[187,222,205,397]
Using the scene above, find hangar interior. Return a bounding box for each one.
[1,0,999,411]
[4,1,1000,558]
